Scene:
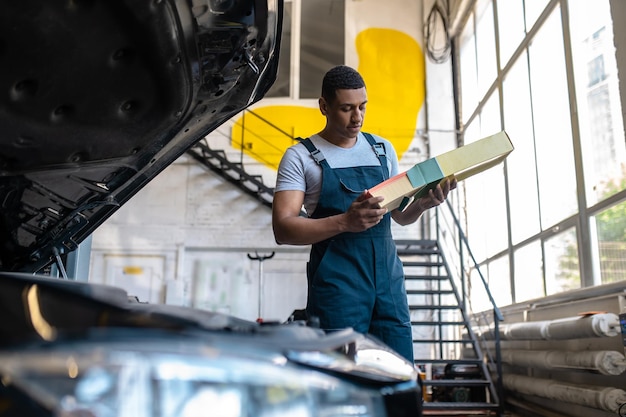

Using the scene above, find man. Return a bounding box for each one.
[272,65,455,362]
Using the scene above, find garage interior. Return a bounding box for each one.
[51,0,626,416]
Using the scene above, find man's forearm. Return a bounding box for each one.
[391,199,426,226]
[273,214,349,245]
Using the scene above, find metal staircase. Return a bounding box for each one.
[187,139,276,210]
[186,108,297,211]
[396,239,504,416]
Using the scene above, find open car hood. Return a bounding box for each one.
[0,0,282,272]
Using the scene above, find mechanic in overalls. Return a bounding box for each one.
[272,65,455,363]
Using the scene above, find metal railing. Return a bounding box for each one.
[231,108,298,170]
[435,198,505,415]
[186,108,299,212]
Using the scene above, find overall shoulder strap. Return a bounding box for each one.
[300,137,327,165]
[362,132,390,179]
[363,132,386,157]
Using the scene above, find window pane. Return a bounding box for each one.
[266,1,292,97]
[524,0,549,32]
[479,92,501,135]
[475,0,497,98]
[469,255,511,312]
[513,241,544,302]
[569,0,626,206]
[459,14,478,123]
[465,128,508,259]
[496,0,524,67]
[544,227,580,295]
[465,123,488,261]
[592,201,626,284]
[488,256,512,307]
[467,96,507,256]
[299,0,344,99]
[503,52,541,243]
[469,267,490,313]
[528,6,577,228]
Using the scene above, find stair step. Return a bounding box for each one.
[415,359,482,365]
[243,174,263,182]
[413,339,475,344]
[411,321,466,326]
[395,239,438,248]
[406,289,454,295]
[423,379,490,387]
[422,401,500,411]
[402,261,445,267]
[409,305,460,310]
[396,248,440,256]
[405,274,450,280]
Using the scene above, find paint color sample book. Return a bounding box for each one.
[368,131,514,211]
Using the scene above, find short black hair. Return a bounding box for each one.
[321,65,366,103]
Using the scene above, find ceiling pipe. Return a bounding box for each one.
[476,313,620,340]
[500,349,626,376]
[503,373,626,414]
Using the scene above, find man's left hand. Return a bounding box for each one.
[419,176,457,210]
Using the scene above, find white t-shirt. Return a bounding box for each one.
[275,132,399,215]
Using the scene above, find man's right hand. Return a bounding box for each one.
[273,189,390,245]
[342,191,388,232]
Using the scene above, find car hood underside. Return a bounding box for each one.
[0,0,281,272]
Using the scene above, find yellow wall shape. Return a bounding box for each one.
[356,28,425,157]
[231,28,425,169]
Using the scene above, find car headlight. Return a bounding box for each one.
[0,341,388,417]
[285,332,417,383]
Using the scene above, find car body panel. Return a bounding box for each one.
[0,271,422,416]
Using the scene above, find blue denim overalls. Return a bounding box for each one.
[301,133,414,362]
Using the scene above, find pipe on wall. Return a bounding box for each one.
[503,374,626,413]
[500,349,626,375]
[476,313,620,340]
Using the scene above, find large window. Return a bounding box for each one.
[456,0,626,303]
[592,201,626,284]
[545,227,580,294]
[503,52,541,244]
[528,5,577,228]
[299,0,344,98]
[265,0,345,99]
[570,1,626,207]
[265,2,292,97]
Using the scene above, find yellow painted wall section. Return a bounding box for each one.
[232,28,425,170]
[357,28,425,157]
[231,105,325,170]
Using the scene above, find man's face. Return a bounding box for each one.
[321,87,367,140]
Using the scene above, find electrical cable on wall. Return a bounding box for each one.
[425,0,451,63]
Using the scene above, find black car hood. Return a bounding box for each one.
[0,271,420,389]
[0,271,304,347]
[0,0,282,272]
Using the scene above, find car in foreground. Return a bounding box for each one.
[0,0,423,416]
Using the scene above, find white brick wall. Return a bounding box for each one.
[89,151,308,321]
